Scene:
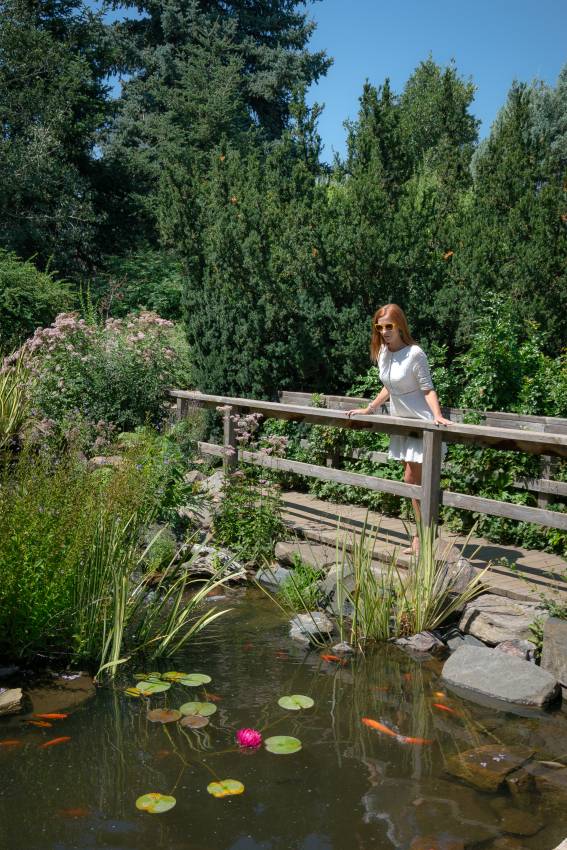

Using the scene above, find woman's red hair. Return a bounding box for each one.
[370,304,419,363]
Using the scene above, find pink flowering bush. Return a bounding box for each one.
[213,406,287,562]
[4,311,183,446]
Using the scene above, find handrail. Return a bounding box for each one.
[168,389,567,532]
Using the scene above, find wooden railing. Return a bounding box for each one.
[168,389,567,533]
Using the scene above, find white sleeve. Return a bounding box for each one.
[412,348,434,391]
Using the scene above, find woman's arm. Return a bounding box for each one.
[423,390,453,426]
[345,386,390,417]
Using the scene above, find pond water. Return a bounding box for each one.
[1,589,567,850]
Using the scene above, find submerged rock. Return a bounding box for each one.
[459,595,548,646]
[445,744,535,792]
[332,641,355,653]
[410,836,466,850]
[0,666,19,680]
[499,808,544,836]
[442,646,560,707]
[0,688,23,715]
[495,640,536,663]
[256,565,293,590]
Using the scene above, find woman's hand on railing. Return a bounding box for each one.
[433,415,453,426]
[345,406,372,418]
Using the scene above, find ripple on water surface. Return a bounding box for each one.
[1,589,567,850]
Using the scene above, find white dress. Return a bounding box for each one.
[379,345,446,463]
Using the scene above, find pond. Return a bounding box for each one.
[1,589,567,850]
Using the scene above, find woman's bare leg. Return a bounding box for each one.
[403,461,422,553]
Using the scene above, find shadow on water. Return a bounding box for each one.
[1,588,567,850]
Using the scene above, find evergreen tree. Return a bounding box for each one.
[0,0,112,273]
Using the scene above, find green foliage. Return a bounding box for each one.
[280,558,324,610]
[0,251,71,352]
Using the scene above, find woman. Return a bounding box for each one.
[346,304,452,554]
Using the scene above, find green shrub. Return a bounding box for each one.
[0,251,71,352]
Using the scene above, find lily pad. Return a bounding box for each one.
[179,674,211,687]
[135,681,170,694]
[179,702,216,717]
[125,688,143,697]
[135,672,162,680]
[207,780,244,798]
[265,735,302,755]
[278,695,314,711]
[147,709,182,724]
[179,715,209,729]
[162,672,188,681]
[135,793,176,813]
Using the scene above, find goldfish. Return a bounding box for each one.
[26,720,52,727]
[156,750,170,760]
[60,809,89,817]
[362,718,435,745]
[321,655,346,664]
[201,692,221,701]
[433,692,445,699]
[33,713,67,719]
[243,643,252,650]
[277,652,288,658]
[434,703,458,715]
[0,741,20,746]
[371,686,389,691]
[39,737,70,749]
[405,673,411,681]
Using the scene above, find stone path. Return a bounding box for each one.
[281,491,567,604]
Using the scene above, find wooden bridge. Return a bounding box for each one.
[169,388,567,533]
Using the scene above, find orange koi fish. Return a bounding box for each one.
[321,655,346,665]
[405,673,411,681]
[39,737,70,749]
[434,703,458,715]
[60,809,89,817]
[26,720,52,727]
[277,652,288,658]
[371,686,389,691]
[0,741,20,746]
[156,750,170,760]
[243,643,252,650]
[201,692,221,701]
[362,718,435,745]
[34,713,67,719]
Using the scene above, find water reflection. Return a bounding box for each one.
[0,589,566,850]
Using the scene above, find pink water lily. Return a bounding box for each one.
[237,728,261,748]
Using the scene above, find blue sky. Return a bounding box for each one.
[304,0,567,160]
[97,0,567,160]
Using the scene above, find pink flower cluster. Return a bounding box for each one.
[237,728,261,748]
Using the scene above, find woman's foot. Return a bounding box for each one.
[403,537,419,555]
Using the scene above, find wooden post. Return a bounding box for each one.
[176,397,188,422]
[421,429,443,530]
[223,405,238,473]
[538,455,557,509]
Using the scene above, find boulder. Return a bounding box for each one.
[88,455,122,470]
[541,617,567,685]
[459,595,548,646]
[443,626,466,651]
[256,565,293,590]
[442,645,560,707]
[332,641,355,653]
[495,640,536,663]
[445,744,535,792]
[319,567,356,619]
[0,688,22,715]
[202,470,225,495]
[290,612,333,637]
[394,631,445,652]
[551,840,567,850]
[274,541,335,570]
[184,469,206,484]
[0,666,19,679]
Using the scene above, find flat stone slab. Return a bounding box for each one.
[459,595,549,646]
[445,744,535,792]
[0,688,22,715]
[275,541,335,569]
[290,612,333,636]
[541,617,567,685]
[442,645,560,707]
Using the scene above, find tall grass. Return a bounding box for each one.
[0,436,227,665]
[0,347,34,451]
